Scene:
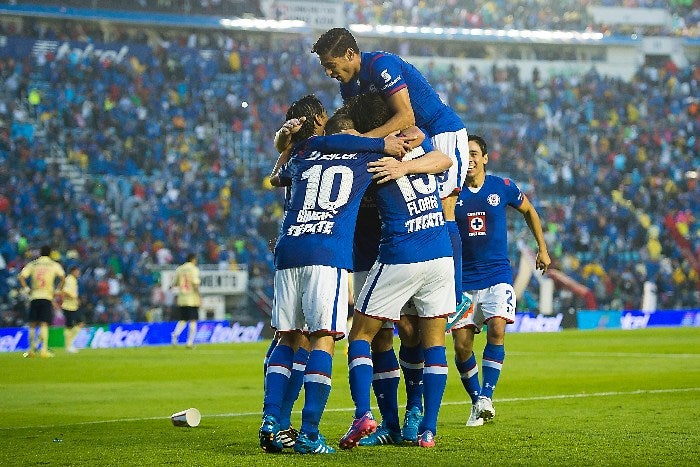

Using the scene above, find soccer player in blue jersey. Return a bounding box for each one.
[451,135,551,427]
[260,95,431,454]
[311,28,472,328]
[335,98,455,449]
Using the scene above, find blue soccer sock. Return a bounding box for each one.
[399,343,424,412]
[348,339,373,419]
[371,348,401,431]
[279,347,308,430]
[420,346,448,435]
[263,336,279,382]
[300,349,333,440]
[455,352,481,404]
[262,344,294,419]
[447,220,463,303]
[481,343,505,400]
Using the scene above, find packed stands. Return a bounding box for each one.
[0,10,697,325]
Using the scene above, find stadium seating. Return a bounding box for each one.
[0,12,697,325]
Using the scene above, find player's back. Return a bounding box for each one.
[342,51,464,136]
[21,256,65,301]
[373,148,452,265]
[275,144,382,271]
[174,262,200,306]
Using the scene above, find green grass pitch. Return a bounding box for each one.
[1,327,698,466]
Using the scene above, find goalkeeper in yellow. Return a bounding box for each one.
[18,245,65,358]
[170,253,201,349]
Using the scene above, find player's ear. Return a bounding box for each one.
[483,152,489,165]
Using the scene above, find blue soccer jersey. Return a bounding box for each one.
[340,51,465,136]
[373,139,453,264]
[455,175,525,290]
[274,136,384,271]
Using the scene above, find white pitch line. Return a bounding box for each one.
[508,351,700,358]
[3,387,698,431]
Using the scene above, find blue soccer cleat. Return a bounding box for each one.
[294,432,336,454]
[401,407,423,443]
[446,292,473,331]
[359,421,402,446]
[258,414,283,453]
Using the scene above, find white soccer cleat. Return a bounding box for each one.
[66,346,78,354]
[476,396,495,421]
[466,403,484,426]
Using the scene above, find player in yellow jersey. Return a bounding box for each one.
[170,253,201,349]
[61,266,82,354]
[18,245,66,358]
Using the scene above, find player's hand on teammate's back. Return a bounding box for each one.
[367,157,407,184]
[381,131,414,158]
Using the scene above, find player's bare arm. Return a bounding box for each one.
[361,88,415,138]
[516,195,551,273]
[368,150,452,184]
[269,148,293,187]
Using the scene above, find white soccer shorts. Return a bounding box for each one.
[451,283,516,332]
[272,265,349,337]
[432,128,469,198]
[356,257,454,322]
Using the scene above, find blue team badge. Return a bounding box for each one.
[487,194,500,206]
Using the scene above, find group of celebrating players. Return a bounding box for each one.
[259,27,551,454]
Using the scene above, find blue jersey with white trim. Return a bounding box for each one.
[340,51,465,136]
[373,139,452,264]
[455,175,524,289]
[274,136,382,270]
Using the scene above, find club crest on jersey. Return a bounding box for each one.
[487,193,500,206]
[467,212,486,236]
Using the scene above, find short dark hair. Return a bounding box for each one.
[40,245,51,257]
[312,28,360,57]
[325,112,355,135]
[285,94,326,143]
[341,94,392,134]
[186,252,197,262]
[469,135,488,155]
[69,265,80,273]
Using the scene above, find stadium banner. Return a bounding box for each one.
[0,321,264,352]
[576,310,623,330]
[577,309,700,330]
[0,36,153,63]
[260,0,344,28]
[160,268,248,295]
[620,310,700,330]
[506,312,564,333]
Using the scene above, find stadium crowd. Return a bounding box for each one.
[10,0,700,36]
[0,17,697,326]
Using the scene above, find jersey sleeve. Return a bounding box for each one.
[504,178,525,208]
[305,134,384,154]
[278,162,292,186]
[369,54,407,98]
[418,129,433,152]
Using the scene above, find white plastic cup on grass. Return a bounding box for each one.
[170,408,201,427]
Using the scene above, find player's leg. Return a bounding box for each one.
[38,321,51,357]
[294,266,348,454]
[278,332,310,447]
[476,283,515,422]
[294,332,336,454]
[263,332,280,380]
[453,325,483,426]
[416,316,448,448]
[396,313,424,442]
[186,309,198,348]
[25,318,38,357]
[171,305,187,346]
[359,325,402,446]
[340,311,384,449]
